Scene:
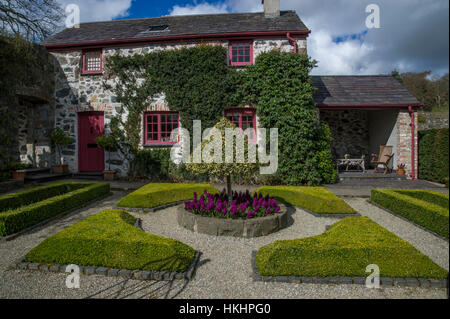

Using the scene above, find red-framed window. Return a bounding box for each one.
[228,41,253,66]
[144,111,179,145]
[82,50,102,74]
[225,108,257,142]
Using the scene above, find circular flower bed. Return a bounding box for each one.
[184,189,281,219]
[178,189,288,238]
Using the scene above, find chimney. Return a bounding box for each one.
[262,0,280,18]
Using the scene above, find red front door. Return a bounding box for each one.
[78,112,105,172]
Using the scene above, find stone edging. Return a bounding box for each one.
[250,251,448,288]
[367,200,449,242]
[116,200,185,213]
[0,192,114,242]
[9,251,202,282]
[299,206,361,218]
[177,204,288,238]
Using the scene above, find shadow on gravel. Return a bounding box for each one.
[84,257,211,299]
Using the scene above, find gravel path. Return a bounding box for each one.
[0,195,447,299]
[343,198,449,271]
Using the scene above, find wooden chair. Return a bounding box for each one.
[371,146,394,174]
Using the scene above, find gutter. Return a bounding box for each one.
[286,32,298,53]
[44,30,311,51]
[408,105,416,180]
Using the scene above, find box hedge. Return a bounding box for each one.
[117,183,218,208]
[25,209,195,272]
[371,188,449,238]
[254,186,357,215]
[0,182,90,212]
[418,128,449,184]
[256,216,447,278]
[0,182,110,236]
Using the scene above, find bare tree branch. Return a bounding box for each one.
[0,0,64,42]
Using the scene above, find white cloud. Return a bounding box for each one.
[57,0,132,22]
[167,0,448,76]
[169,2,229,16]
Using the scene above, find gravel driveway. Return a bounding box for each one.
[0,194,447,299]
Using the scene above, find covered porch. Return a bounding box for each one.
[312,75,422,179]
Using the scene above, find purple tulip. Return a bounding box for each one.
[274,205,280,213]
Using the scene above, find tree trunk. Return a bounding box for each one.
[227,175,232,204]
[108,150,111,171]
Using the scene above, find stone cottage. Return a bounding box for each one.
[39,0,421,179]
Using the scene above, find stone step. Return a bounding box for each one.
[23,168,51,176]
[73,172,104,180]
[24,173,72,183]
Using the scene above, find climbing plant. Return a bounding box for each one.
[104,44,240,157]
[237,50,337,185]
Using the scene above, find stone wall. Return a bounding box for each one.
[397,110,418,178]
[319,110,370,160]
[0,40,55,170]
[52,38,306,176]
[418,112,449,131]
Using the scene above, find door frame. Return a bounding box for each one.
[77,111,105,172]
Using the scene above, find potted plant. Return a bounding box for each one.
[9,161,28,181]
[96,133,119,180]
[50,128,73,174]
[397,163,406,175]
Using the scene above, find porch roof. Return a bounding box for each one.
[312,76,422,109]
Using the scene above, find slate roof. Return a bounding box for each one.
[312,76,421,106]
[43,11,308,46]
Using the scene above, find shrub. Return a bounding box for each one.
[0,182,92,212]
[0,182,110,236]
[371,189,449,238]
[184,189,281,219]
[25,209,195,272]
[117,183,218,208]
[130,148,171,180]
[254,186,357,215]
[237,51,337,185]
[418,128,449,184]
[256,216,447,278]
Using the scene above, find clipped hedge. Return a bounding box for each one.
[0,182,89,212]
[254,186,357,215]
[419,128,449,184]
[256,216,447,278]
[117,183,218,208]
[0,182,110,236]
[25,209,195,272]
[371,188,449,238]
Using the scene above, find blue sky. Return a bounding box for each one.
[56,0,449,77]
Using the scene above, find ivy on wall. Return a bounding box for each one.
[104,45,337,185]
[104,44,240,155]
[236,50,337,185]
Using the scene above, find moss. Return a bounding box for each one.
[371,189,449,238]
[256,216,447,278]
[25,210,195,272]
[117,183,219,208]
[254,186,357,215]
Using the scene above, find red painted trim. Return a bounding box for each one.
[318,104,423,110]
[224,108,257,143]
[44,30,311,51]
[286,32,297,53]
[144,111,179,145]
[408,105,416,180]
[228,40,253,66]
[81,49,103,75]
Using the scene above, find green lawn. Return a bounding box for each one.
[117,183,218,208]
[254,186,357,215]
[25,209,195,272]
[371,189,449,238]
[256,216,447,278]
